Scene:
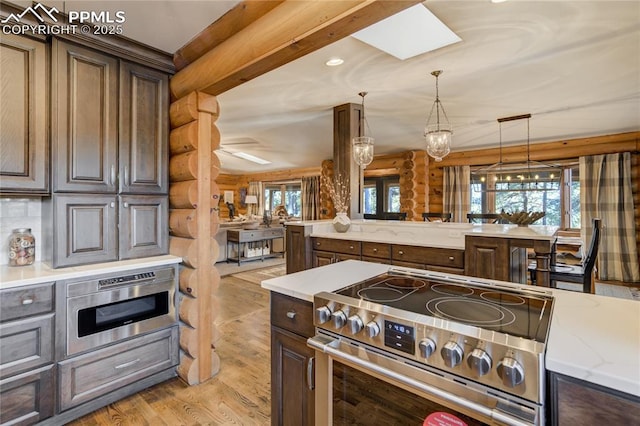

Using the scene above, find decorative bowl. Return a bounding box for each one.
[499,211,545,226]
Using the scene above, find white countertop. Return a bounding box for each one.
[0,255,183,289]
[288,220,557,250]
[262,260,640,397]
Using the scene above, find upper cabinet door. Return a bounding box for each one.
[119,61,168,194]
[0,34,49,194]
[52,39,118,193]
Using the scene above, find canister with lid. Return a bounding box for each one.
[8,228,35,266]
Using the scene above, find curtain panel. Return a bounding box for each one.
[302,176,320,221]
[443,166,471,223]
[580,153,640,282]
[248,181,263,216]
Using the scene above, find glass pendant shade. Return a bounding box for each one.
[352,92,374,168]
[425,124,452,162]
[353,136,374,167]
[424,70,452,162]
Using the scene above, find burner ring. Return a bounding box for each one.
[431,284,474,297]
[385,277,426,290]
[357,287,406,303]
[426,297,516,327]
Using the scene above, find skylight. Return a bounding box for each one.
[351,4,461,60]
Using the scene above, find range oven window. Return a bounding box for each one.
[77,292,169,337]
[333,361,488,425]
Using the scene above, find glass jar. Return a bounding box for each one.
[8,228,35,266]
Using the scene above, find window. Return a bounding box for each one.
[471,164,580,228]
[363,176,400,219]
[264,182,301,217]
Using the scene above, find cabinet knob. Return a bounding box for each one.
[316,242,321,246]
[373,248,378,253]
[449,256,455,261]
[123,202,129,208]
[349,245,354,250]
[286,311,296,319]
[110,202,115,208]
[398,250,404,255]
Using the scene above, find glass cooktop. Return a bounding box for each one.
[335,272,553,343]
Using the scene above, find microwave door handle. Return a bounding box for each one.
[309,335,533,426]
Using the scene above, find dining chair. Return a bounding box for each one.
[466,213,508,224]
[529,218,602,293]
[422,212,452,222]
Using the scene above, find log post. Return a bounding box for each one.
[169,90,222,385]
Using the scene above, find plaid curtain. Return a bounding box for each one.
[302,176,320,220]
[443,166,470,223]
[580,153,640,282]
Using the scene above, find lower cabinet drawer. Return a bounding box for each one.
[271,292,314,338]
[58,326,178,411]
[0,282,54,322]
[0,364,54,426]
[0,314,54,379]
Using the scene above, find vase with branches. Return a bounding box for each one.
[322,173,351,232]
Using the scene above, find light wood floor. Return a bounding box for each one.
[69,274,272,426]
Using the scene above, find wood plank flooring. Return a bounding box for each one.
[68,274,273,426]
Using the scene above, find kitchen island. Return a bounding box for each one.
[285,220,558,287]
[263,260,639,425]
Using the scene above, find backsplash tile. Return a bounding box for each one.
[0,198,43,266]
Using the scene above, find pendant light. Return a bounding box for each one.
[424,70,452,162]
[352,92,374,168]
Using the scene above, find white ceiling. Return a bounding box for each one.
[33,1,640,174]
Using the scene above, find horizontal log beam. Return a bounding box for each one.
[170,0,420,99]
[174,0,285,70]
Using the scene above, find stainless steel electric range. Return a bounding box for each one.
[308,268,554,426]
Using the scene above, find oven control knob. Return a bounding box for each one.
[441,341,464,368]
[467,348,492,376]
[497,357,525,388]
[418,338,436,358]
[315,306,332,324]
[332,310,348,329]
[347,315,364,334]
[365,321,380,338]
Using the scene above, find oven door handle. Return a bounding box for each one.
[308,335,534,426]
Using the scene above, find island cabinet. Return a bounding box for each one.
[362,242,391,264]
[391,244,464,274]
[465,235,537,284]
[0,282,55,425]
[270,292,315,426]
[548,372,640,425]
[286,224,314,274]
[0,34,49,194]
[312,238,361,267]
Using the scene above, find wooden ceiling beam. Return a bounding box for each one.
[173,1,285,71]
[170,0,421,100]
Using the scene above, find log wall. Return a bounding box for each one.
[168,91,221,385]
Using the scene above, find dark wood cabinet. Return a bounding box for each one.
[0,283,56,426]
[270,293,315,426]
[53,39,118,193]
[44,194,168,268]
[549,372,640,425]
[286,224,313,274]
[119,61,169,194]
[465,236,511,280]
[0,34,49,194]
[45,194,118,267]
[118,195,169,260]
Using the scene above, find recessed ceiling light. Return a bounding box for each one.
[231,151,271,165]
[491,0,509,3]
[325,57,344,67]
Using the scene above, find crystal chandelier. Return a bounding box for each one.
[424,70,452,162]
[352,92,374,168]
